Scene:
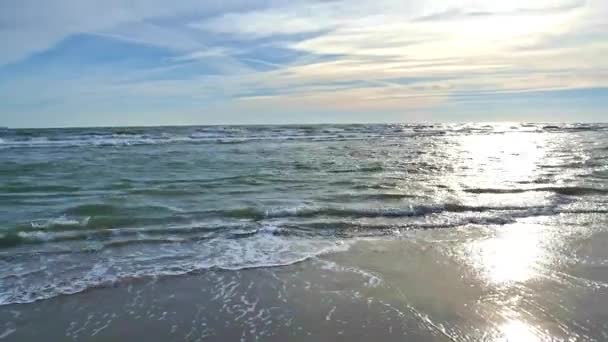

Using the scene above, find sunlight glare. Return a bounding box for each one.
[468,225,545,284]
[497,319,541,342]
[457,131,547,188]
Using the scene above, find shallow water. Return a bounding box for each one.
[1,122,607,306]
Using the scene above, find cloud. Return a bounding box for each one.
[0,0,607,126]
[414,0,586,22]
[191,6,334,38]
[0,0,291,65]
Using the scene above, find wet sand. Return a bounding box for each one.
[2,221,608,341]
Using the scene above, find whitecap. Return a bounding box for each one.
[0,233,352,305]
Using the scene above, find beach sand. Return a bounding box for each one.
[2,221,607,341]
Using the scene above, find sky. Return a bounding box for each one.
[0,0,607,127]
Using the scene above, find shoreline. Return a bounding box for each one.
[2,222,607,341]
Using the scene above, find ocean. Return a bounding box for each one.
[1,123,608,341]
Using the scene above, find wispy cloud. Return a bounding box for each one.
[0,0,607,127]
[414,0,586,22]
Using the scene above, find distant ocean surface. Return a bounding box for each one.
[1,123,607,305]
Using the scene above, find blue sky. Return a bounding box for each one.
[0,0,607,127]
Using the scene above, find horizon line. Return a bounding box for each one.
[3,120,607,130]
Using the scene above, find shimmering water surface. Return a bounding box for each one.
[1,123,608,340]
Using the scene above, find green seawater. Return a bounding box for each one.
[1,123,607,304]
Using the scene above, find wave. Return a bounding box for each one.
[464,186,608,196]
[219,203,547,221]
[0,232,351,305]
[322,192,418,201]
[327,165,384,173]
[283,215,519,234]
[63,203,181,217]
[0,135,312,148]
[9,123,598,149]
[0,219,260,249]
[7,201,590,302]
[0,233,22,248]
[29,216,90,229]
[5,202,607,250]
[0,184,81,193]
[542,124,606,132]
[3,203,605,304]
[4,197,600,249]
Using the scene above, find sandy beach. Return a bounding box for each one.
[3,218,607,341]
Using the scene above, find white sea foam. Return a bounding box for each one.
[30,216,89,229]
[316,259,384,288]
[0,232,352,305]
[0,129,423,149]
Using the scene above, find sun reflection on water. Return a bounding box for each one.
[437,129,579,341]
[497,319,541,342]
[455,132,548,187]
[452,132,555,284]
[469,225,545,284]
